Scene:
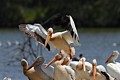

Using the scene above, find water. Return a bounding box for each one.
[0,30,120,80]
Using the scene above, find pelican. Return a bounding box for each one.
[19,15,80,59]
[70,58,114,80]
[70,57,92,80]
[45,52,81,80]
[105,50,120,80]
[45,53,76,80]
[21,56,54,80]
[45,51,70,68]
[88,59,114,80]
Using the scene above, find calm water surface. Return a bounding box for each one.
[0,30,120,80]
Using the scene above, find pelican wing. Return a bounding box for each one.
[19,24,55,51]
[100,71,110,80]
[55,16,80,46]
[96,65,107,73]
[34,24,47,36]
[61,31,76,45]
[107,63,120,79]
[42,14,80,45]
[66,16,80,45]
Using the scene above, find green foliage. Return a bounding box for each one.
[0,0,120,28]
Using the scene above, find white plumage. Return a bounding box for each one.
[105,50,120,80]
[19,15,80,59]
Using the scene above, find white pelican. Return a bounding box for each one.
[21,56,54,80]
[70,60,84,80]
[105,50,120,80]
[19,15,80,59]
[89,59,114,80]
[70,57,92,80]
[45,53,76,80]
[70,58,114,80]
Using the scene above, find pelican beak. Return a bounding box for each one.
[93,63,96,80]
[27,57,40,70]
[45,57,57,69]
[92,59,97,80]
[82,58,86,71]
[44,33,52,48]
[105,53,114,63]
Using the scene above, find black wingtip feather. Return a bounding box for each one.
[101,71,110,80]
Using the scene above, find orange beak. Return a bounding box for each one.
[44,33,52,48]
[27,57,40,70]
[82,58,86,71]
[45,57,57,69]
[93,63,96,80]
[105,53,114,63]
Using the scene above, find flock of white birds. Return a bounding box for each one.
[19,15,120,80]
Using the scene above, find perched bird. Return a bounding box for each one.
[21,56,54,80]
[70,58,114,80]
[105,50,120,80]
[70,57,92,80]
[45,53,76,80]
[89,59,114,80]
[19,15,80,59]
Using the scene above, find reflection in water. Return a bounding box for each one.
[0,31,120,79]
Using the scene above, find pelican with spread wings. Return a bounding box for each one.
[19,15,80,59]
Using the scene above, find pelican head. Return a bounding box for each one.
[81,57,86,71]
[44,27,53,48]
[48,28,53,34]
[30,56,45,67]
[45,53,63,68]
[112,50,119,60]
[21,56,42,71]
[21,59,28,70]
[105,50,120,63]
[92,59,97,80]
[76,57,86,71]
